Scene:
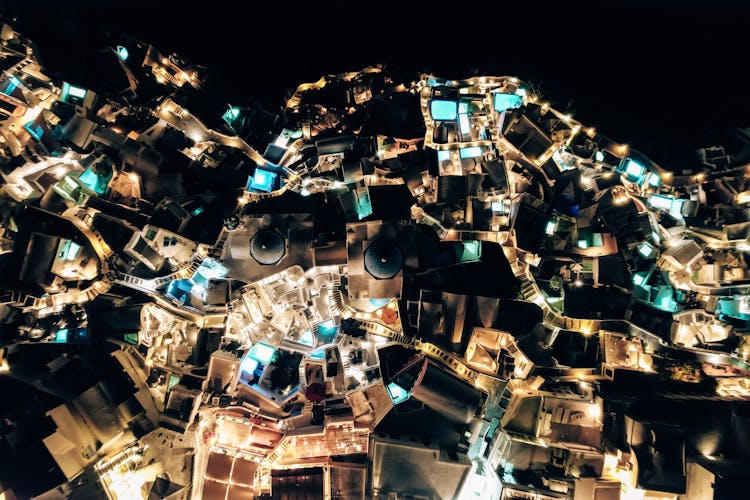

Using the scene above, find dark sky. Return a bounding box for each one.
[4,0,750,166]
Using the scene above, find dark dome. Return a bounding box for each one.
[250,229,286,265]
[364,239,403,279]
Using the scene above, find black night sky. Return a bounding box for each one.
[3,0,750,169]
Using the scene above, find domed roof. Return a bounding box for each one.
[364,239,403,279]
[250,229,286,265]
